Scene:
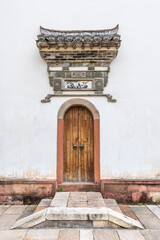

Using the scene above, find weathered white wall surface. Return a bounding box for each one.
[1,0,160,179]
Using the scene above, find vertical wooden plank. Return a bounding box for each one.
[72,107,76,181]
[57,119,64,183]
[78,107,81,181]
[80,107,85,181]
[86,107,94,182]
[84,108,88,181]
[68,108,74,182]
[94,119,100,183]
[86,107,90,181]
[74,106,79,181]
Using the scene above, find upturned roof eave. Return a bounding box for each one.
[40,25,119,35]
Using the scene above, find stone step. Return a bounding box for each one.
[11,206,143,229]
[50,192,106,208]
[11,192,143,230]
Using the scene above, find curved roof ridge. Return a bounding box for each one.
[40,25,119,35]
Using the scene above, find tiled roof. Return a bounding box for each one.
[37,25,120,43]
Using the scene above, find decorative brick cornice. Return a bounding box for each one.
[36,26,121,100]
[36,25,121,50]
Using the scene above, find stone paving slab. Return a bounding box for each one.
[24,229,59,240]
[146,205,160,219]
[1,229,160,240]
[38,199,52,207]
[104,199,122,213]
[119,205,138,220]
[18,205,37,220]
[51,200,68,208]
[87,192,102,198]
[58,229,79,240]
[0,230,27,240]
[50,192,69,208]
[11,208,47,229]
[130,205,160,229]
[0,214,20,230]
[93,229,119,240]
[4,205,27,215]
[34,206,48,213]
[117,230,145,240]
[53,192,70,199]
[141,230,160,240]
[67,202,88,208]
[0,205,10,215]
[80,229,93,240]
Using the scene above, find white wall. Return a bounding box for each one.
[1,0,160,179]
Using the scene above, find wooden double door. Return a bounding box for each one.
[64,106,94,182]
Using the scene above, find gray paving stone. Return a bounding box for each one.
[11,208,47,229]
[130,205,160,229]
[117,230,145,240]
[58,229,79,240]
[0,230,27,240]
[17,205,37,220]
[87,192,102,198]
[24,229,59,240]
[38,199,52,207]
[54,192,70,199]
[80,230,93,240]
[70,192,87,199]
[141,230,160,240]
[104,199,117,204]
[104,199,122,213]
[67,202,88,208]
[93,229,119,240]
[50,199,68,208]
[0,214,19,230]
[4,205,27,215]
[88,199,106,207]
[146,205,160,219]
[0,206,10,215]
[50,192,69,207]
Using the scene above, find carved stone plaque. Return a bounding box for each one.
[64,80,92,90]
[71,72,86,78]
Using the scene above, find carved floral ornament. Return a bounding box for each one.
[36,25,121,103]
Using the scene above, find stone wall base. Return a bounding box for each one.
[0,179,56,204]
[1,179,160,204]
[101,179,160,203]
[57,183,100,192]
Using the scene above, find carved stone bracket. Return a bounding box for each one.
[41,94,117,103]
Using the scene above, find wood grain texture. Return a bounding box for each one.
[64,106,94,182]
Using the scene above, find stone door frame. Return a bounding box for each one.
[57,98,100,184]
